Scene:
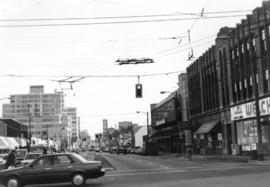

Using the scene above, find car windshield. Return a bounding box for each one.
[72,153,89,163]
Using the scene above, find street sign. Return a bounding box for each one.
[95,133,102,142]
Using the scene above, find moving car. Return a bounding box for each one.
[0,153,105,187]
[20,153,42,166]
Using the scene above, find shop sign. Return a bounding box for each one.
[218,133,222,141]
[231,96,270,121]
[200,134,204,140]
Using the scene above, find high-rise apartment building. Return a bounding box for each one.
[2,86,71,146]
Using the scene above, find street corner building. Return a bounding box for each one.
[187,0,270,157]
[149,0,270,157]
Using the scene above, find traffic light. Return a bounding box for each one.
[135,84,143,98]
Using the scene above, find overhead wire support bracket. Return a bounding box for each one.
[116,57,154,65]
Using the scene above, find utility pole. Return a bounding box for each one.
[47,124,49,148]
[250,33,263,160]
[174,91,181,154]
[27,104,32,152]
[146,111,149,139]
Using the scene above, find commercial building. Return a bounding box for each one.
[2,85,72,149]
[118,121,135,147]
[134,126,147,148]
[186,0,270,156]
[150,90,181,153]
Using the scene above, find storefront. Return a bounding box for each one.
[231,96,270,155]
[151,126,179,153]
[194,120,223,155]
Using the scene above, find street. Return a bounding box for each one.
[22,152,270,187]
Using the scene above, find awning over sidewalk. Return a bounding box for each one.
[0,137,9,149]
[195,120,219,134]
[0,136,19,149]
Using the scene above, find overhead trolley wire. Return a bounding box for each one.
[0,10,252,22]
[0,14,248,28]
[0,70,184,79]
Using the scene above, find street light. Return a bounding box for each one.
[136,111,149,139]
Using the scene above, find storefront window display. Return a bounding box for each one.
[236,119,270,151]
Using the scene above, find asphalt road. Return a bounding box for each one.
[23,152,270,187]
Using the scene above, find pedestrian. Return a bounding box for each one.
[42,147,48,155]
[4,150,16,169]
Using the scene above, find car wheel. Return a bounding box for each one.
[72,173,85,186]
[6,177,21,187]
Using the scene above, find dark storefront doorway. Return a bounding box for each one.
[226,124,232,155]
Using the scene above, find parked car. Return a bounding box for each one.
[131,147,137,154]
[20,153,42,166]
[135,147,143,155]
[0,153,105,187]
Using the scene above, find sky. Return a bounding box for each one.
[0,0,264,138]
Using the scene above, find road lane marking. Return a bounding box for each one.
[105,169,187,177]
[159,165,170,169]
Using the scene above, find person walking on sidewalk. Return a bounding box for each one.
[4,150,16,169]
[186,146,193,160]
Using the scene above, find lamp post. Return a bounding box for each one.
[160,91,181,153]
[27,104,32,151]
[136,111,149,139]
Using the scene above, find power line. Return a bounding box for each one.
[0,14,247,28]
[156,34,216,55]
[159,40,214,57]
[0,10,252,22]
[0,70,184,79]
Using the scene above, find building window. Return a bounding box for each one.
[253,38,256,51]
[236,47,239,57]
[256,73,259,84]
[266,69,269,80]
[250,76,253,86]
[241,44,244,53]
[234,83,237,92]
[262,29,266,40]
[239,81,242,90]
[247,42,250,50]
[231,51,235,59]
[244,79,247,88]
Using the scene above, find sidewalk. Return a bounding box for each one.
[156,152,270,164]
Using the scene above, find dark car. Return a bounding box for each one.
[0,153,105,187]
[20,153,42,166]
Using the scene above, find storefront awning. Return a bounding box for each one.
[0,137,9,149]
[0,136,20,149]
[195,120,219,134]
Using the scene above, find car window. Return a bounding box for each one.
[32,157,52,167]
[54,155,72,165]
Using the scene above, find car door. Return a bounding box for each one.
[21,155,53,185]
[45,154,76,183]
